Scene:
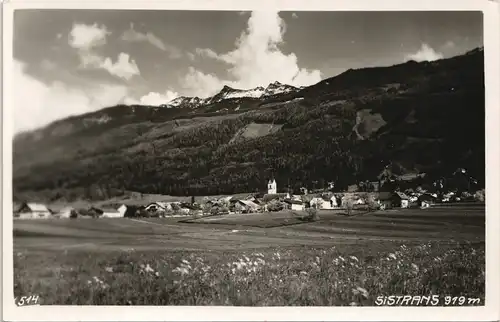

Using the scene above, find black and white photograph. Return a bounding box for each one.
[2,0,499,321]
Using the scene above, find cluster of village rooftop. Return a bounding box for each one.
[13,178,483,220]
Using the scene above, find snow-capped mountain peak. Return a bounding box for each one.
[161,81,302,108]
[262,81,300,97]
[208,85,266,103]
[162,96,204,108]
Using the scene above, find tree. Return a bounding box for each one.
[267,200,283,212]
[202,203,212,215]
[69,210,78,219]
[366,194,379,212]
[304,207,320,222]
[474,189,485,202]
[344,198,354,216]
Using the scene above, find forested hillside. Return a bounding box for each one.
[13,48,485,202]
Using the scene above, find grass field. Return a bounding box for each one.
[13,206,485,306]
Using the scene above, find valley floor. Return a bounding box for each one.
[13,205,485,306]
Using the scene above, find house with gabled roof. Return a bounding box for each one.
[310,195,336,209]
[88,206,123,218]
[418,194,438,208]
[145,202,172,213]
[377,191,410,209]
[16,202,52,219]
[376,192,394,210]
[394,191,410,208]
[57,206,77,219]
[285,199,305,211]
[238,199,261,213]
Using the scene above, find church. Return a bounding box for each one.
[267,179,277,194]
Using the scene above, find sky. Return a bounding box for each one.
[13,10,483,133]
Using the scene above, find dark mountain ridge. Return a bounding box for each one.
[13,47,485,202]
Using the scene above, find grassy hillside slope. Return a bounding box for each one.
[13,48,485,202]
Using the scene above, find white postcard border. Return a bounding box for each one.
[2,0,499,321]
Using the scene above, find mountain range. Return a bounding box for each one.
[13,47,485,202]
[160,81,303,109]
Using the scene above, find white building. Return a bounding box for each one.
[16,203,52,219]
[268,179,277,194]
[239,199,261,213]
[286,200,304,211]
[118,204,128,217]
[421,201,431,208]
[90,206,124,218]
[145,202,172,213]
[354,197,365,205]
[100,207,124,218]
[57,207,75,219]
[310,196,338,210]
[330,196,339,207]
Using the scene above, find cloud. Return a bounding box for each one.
[13,60,129,133]
[40,59,57,71]
[78,51,140,80]
[68,23,110,50]
[69,23,140,80]
[194,47,220,60]
[185,11,321,97]
[443,40,455,49]
[121,23,182,58]
[99,53,140,80]
[124,90,179,106]
[181,67,226,98]
[405,43,444,62]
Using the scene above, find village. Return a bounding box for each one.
[13,169,485,220]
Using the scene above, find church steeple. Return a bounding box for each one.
[267,178,277,194]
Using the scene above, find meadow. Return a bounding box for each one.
[13,206,485,306]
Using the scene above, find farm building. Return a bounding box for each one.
[309,197,323,209]
[394,192,410,208]
[16,202,52,219]
[117,204,128,217]
[102,208,123,218]
[340,194,362,207]
[310,196,337,209]
[441,192,457,203]
[285,199,305,211]
[377,192,410,209]
[418,194,438,208]
[368,181,380,192]
[262,193,289,203]
[238,199,261,213]
[331,195,340,207]
[119,205,142,217]
[354,197,366,205]
[57,207,77,219]
[172,203,199,215]
[88,206,123,218]
[245,196,262,205]
[220,196,234,203]
[376,192,394,210]
[347,184,359,192]
[145,202,172,213]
